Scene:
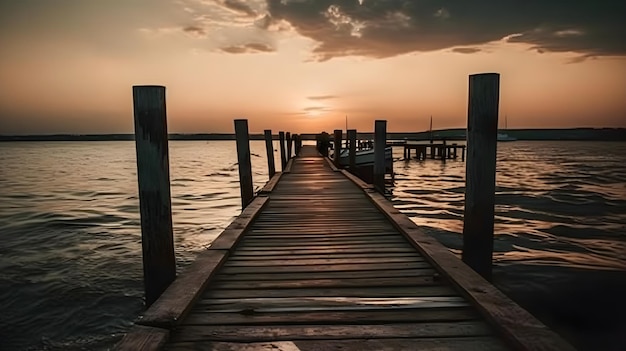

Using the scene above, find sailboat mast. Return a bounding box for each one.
[429,115,433,142]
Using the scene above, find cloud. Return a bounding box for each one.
[220,42,274,53]
[265,0,626,61]
[220,0,257,17]
[452,47,481,54]
[183,25,207,38]
[307,95,338,100]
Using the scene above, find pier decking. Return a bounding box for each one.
[118,145,573,351]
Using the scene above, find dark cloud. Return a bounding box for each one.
[307,95,338,100]
[221,0,257,17]
[220,43,274,53]
[183,25,206,37]
[452,47,481,54]
[265,0,626,61]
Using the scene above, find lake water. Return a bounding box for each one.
[0,140,624,350]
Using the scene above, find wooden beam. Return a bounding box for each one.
[373,120,386,193]
[463,73,499,280]
[263,129,275,179]
[234,119,254,209]
[132,85,176,307]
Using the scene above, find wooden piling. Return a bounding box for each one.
[462,73,500,281]
[347,129,357,170]
[263,129,275,179]
[234,119,254,209]
[333,129,342,166]
[286,132,292,161]
[278,131,287,170]
[373,120,386,193]
[132,85,176,307]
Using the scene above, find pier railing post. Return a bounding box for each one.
[333,129,342,166]
[373,120,387,193]
[132,85,176,307]
[278,131,287,170]
[462,73,500,281]
[286,132,292,161]
[263,129,275,179]
[347,129,357,170]
[234,119,254,208]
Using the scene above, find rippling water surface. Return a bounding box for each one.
[0,140,624,350]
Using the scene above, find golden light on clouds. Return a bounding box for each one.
[0,1,624,134]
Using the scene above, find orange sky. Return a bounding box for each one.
[0,1,625,134]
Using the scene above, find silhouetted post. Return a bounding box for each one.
[278,131,287,170]
[263,129,275,179]
[462,73,500,281]
[442,139,447,161]
[132,85,175,307]
[347,129,357,170]
[286,132,292,160]
[234,119,254,208]
[333,129,342,166]
[373,120,386,193]
[294,134,301,156]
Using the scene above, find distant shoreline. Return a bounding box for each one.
[1,128,624,142]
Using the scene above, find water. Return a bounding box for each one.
[1,140,624,350]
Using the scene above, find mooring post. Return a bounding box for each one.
[286,132,292,161]
[234,119,254,208]
[132,85,176,307]
[462,73,500,281]
[373,120,387,193]
[294,134,301,156]
[278,131,287,170]
[442,139,447,161]
[263,129,275,179]
[333,129,342,166]
[347,129,357,170]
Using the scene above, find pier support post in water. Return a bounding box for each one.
[235,119,254,208]
[264,129,275,179]
[333,129,342,166]
[286,132,292,161]
[132,85,176,307]
[278,131,287,170]
[347,129,357,170]
[373,120,387,193]
[462,73,500,281]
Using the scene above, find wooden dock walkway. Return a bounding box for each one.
[118,145,573,351]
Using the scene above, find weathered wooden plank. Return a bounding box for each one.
[226,252,419,261]
[233,243,412,251]
[213,268,436,281]
[169,321,493,343]
[166,341,301,351]
[222,257,424,267]
[201,285,457,299]
[218,261,431,274]
[138,249,228,328]
[166,337,508,351]
[209,196,269,250]
[183,307,479,326]
[115,325,169,351]
[258,171,283,194]
[230,247,417,255]
[210,276,439,289]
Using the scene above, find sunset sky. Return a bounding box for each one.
[0,0,624,134]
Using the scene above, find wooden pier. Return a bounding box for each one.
[118,145,573,351]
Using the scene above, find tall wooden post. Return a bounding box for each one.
[462,73,500,281]
[263,129,275,179]
[373,120,387,193]
[347,129,357,170]
[278,131,287,170]
[132,85,175,307]
[234,119,254,208]
[286,132,292,160]
[294,134,301,156]
[333,129,342,166]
